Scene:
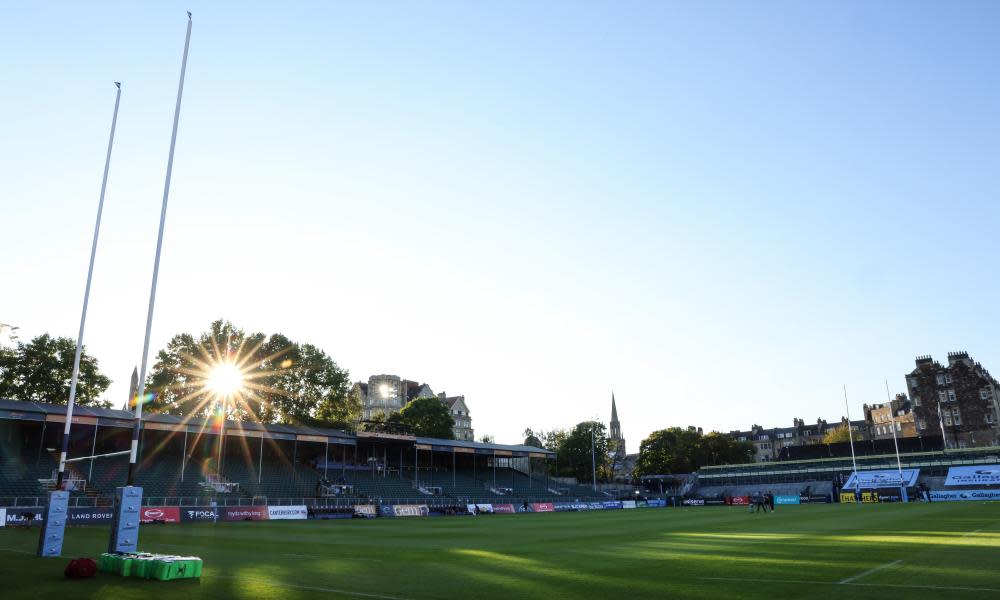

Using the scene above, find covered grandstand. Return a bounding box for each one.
[0,398,612,509]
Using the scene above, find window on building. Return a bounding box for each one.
[959,439,968,448]
[945,373,953,384]
[936,374,946,385]
[913,395,921,406]
[939,391,948,403]
[982,389,992,400]
[944,415,953,426]
[948,389,957,402]
[918,419,927,430]
[986,412,994,425]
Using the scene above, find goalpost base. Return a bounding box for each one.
[36,490,70,557]
[107,486,143,554]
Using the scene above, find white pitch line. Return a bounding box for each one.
[701,576,1000,594]
[210,573,416,600]
[839,558,902,584]
[0,548,35,556]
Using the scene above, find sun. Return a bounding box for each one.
[205,362,244,396]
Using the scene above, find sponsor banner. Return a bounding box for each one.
[492,504,515,514]
[588,502,605,511]
[704,499,725,506]
[379,505,394,517]
[646,499,666,507]
[682,498,705,506]
[622,501,636,509]
[931,489,1000,502]
[0,508,4,527]
[843,469,919,490]
[5,509,44,525]
[808,494,832,504]
[554,502,587,511]
[393,505,429,517]
[874,489,902,503]
[354,504,378,517]
[268,505,308,520]
[636,500,648,508]
[860,491,881,504]
[67,507,115,524]
[945,465,1000,487]
[730,496,750,506]
[181,508,219,522]
[774,495,800,505]
[602,501,623,510]
[140,507,181,523]
[467,503,494,514]
[840,492,857,504]
[530,502,555,513]
[224,506,269,521]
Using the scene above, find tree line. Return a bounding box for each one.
[3,321,754,476]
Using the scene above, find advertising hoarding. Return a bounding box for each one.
[224,506,269,521]
[843,469,919,490]
[140,507,181,523]
[773,495,800,505]
[621,501,636,509]
[393,505,429,517]
[267,505,308,520]
[530,502,555,512]
[944,465,1000,487]
[931,489,1000,502]
[492,504,515,514]
[181,508,219,522]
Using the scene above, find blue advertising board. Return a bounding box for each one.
[930,490,1000,502]
[774,495,800,505]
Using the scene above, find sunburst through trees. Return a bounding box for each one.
[145,320,358,429]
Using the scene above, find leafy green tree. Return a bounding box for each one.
[396,397,455,439]
[823,424,853,444]
[0,334,111,407]
[523,428,543,448]
[479,434,495,443]
[554,421,609,482]
[632,428,754,478]
[146,320,357,428]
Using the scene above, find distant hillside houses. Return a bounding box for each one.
[353,374,474,441]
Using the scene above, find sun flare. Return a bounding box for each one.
[206,362,244,396]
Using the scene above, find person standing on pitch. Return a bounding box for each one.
[767,491,775,512]
[210,499,218,523]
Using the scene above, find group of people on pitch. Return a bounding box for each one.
[749,491,775,513]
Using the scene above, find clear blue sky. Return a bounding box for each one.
[2,1,998,447]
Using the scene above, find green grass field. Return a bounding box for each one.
[2,503,1000,599]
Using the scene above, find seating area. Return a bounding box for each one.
[0,452,56,499]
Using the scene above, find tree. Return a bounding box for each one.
[632,428,753,478]
[396,397,455,439]
[523,428,543,448]
[479,434,494,443]
[0,334,111,407]
[146,320,357,428]
[554,421,609,482]
[823,424,853,444]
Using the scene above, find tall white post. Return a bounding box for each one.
[885,380,905,499]
[128,13,194,484]
[843,385,859,501]
[56,82,122,489]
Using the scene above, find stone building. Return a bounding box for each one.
[609,393,626,463]
[906,352,1000,448]
[353,374,475,441]
[864,394,917,441]
[730,417,867,463]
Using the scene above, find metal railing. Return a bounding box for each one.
[1,492,611,509]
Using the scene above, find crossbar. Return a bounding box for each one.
[64,449,131,464]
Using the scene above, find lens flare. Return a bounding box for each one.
[206,362,244,396]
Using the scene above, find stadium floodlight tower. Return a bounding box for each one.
[36,82,123,558]
[107,12,194,556]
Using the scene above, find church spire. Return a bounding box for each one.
[611,392,619,424]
